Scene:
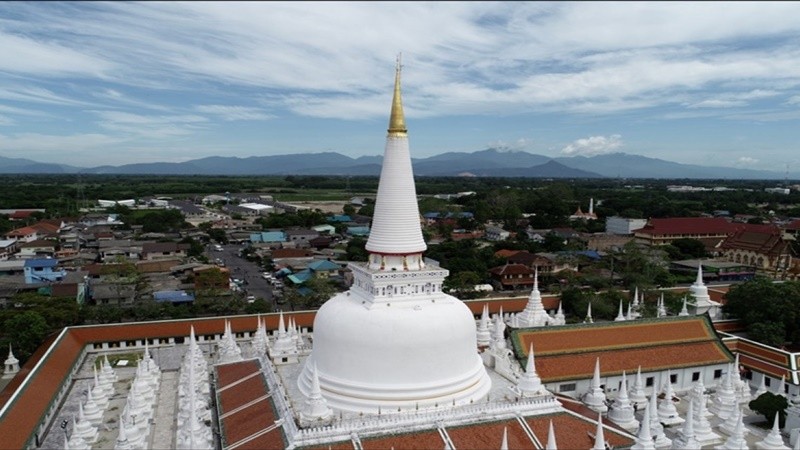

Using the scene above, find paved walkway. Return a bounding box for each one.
[150,371,179,449]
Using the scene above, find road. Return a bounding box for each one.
[208,243,276,309]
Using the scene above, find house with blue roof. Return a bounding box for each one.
[346,226,370,237]
[24,258,66,284]
[250,231,286,244]
[153,290,195,304]
[312,224,336,235]
[328,214,352,223]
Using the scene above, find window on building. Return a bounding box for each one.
[670,374,678,384]
[765,377,772,387]
[692,372,700,382]
[559,383,576,393]
[714,369,723,379]
[646,377,654,387]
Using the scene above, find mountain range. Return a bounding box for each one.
[0,149,796,180]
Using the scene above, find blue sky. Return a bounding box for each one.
[1,2,800,171]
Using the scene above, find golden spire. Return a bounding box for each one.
[387,53,407,137]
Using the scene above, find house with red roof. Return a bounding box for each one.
[488,263,535,290]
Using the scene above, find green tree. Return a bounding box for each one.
[724,278,800,346]
[3,311,48,362]
[749,392,789,427]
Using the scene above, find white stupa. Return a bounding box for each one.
[68,418,91,450]
[608,371,639,432]
[671,401,701,450]
[649,388,672,448]
[584,302,593,323]
[73,403,99,444]
[658,370,683,426]
[476,304,491,347]
[689,262,721,318]
[629,366,648,408]
[516,269,551,327]
[3,344,20,379]
[710,364,738,420]
[511,344,548,398]
[552,301,566,325]
[716,408,748,450]
[592,413,608,450]
[297,56,491,413]
[731,353,751,404]
[583,357,608,413]
[631,401,656,450]
[615,300,627,322]
[756,412,790,450]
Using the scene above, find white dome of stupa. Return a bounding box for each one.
[298,56,490,413]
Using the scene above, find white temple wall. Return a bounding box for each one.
[546,363,730,399]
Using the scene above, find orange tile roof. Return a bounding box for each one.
[215,359,285,450]
[511,316,733,382]
[447,419,532,449]
[361,429,444,450]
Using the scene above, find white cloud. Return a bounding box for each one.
[94,111,208,138]
[487,138,533,152]
[561,134,623,156]
[787,95,800,105]
[194,105,274,121]
[688,99,747,109]
[736,156,759,165]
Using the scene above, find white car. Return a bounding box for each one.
[246,295,256,303]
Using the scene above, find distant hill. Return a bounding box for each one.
[1,149,797,179]
[552,153,789,179]
[0,155,79,174]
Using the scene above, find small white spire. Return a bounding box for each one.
[678,297,689,316]
[585,302,593,323]
[631,401,655,450]
[500,426,508,450]
[546,419,557,450]
[615,300,626,321]
[592,413,606,450]
[695,262,704,286]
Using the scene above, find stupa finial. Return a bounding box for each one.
[388,53,407,137]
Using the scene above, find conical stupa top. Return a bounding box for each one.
[546,419,557,450]
[557,301,563,315]
[365,56,426,255]
[190,325,196,343]
[6,344,17,363]
[278,311,286,335]
[592,358,601,389]
[481,304,489,323]
[633,287,639,305]
[592,413,606,450]
[679,297,689,316]
[526,343,537,375]
[533,268,539,291]
[117,416,128,444]
[618,371,630,401]
[636,402,654,446]
[585,302,593,323]
[500,426,508,450]
[695,262,704,285]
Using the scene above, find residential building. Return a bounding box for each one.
[0,240,17,260]
[23,258,66,284]
[285,228,320,245]
[17,240,57,259]
[484,225,510,241]
[488,263,535,290]
[141,242,189,261]
[4,226,38,243]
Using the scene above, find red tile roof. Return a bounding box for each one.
[489,263,534,276]
[721,223,788,256]
[511,316,733,382]
[447,419,532,449]
[361,429,444,449]
[634,217,738,236]
[215,359,285,450]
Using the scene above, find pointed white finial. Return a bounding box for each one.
[500,426,508,450]
[679,297,689,316]
[592,357,601,388]
[615,300,626,321]
[695,261,704,285]
[278,311,286,334]
[592,413,606,450]
[544,419,558,449]
[526,343,536,374]
[585,302,593,323]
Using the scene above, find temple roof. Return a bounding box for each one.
[511,315,733,382]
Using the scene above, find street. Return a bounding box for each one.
[208,243,276,309]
